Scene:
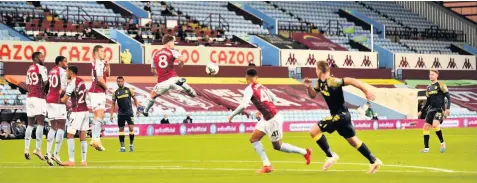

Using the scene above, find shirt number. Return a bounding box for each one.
[27,72,39,85]
[157,55,168,68]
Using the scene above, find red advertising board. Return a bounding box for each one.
[0,41,121,63]
[291,33,347,51]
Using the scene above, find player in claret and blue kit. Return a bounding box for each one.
[228,68,312,174]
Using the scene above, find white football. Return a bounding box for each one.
[206,63,219,76]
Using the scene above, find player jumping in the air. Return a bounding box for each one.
[89,45,110,151]
[45,56,68,166]
[24,52,48,161]
[139,34,196,117]
[418,69,450,153]
[61,66,89,166]
[304,61,382,174]
[110,76,139,152]
[228,68,312,174]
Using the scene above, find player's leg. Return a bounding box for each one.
[53,118,66,165]
[268,115,310,165]
[142,82,170,116]
[175,78,196,97]
[45,118,57,166]
[432,112,445,153]
[310,117,338,170]
[421,111,434,153]
[24,116,35,160]
[118,115,126,152]
[91,93,106,151]
[79,112,89,166]
[64,114,77,166]
[249,129,272,174]
[33,114,46,161]
[127,116,135,152]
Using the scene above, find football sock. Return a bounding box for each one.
[24,126,33,151]
[35,125,44,150]
[356,142,376,164]
[251,141,271,166]
[279,143,307,155]
[54,129,65,156]
[313,134,333,157]
[435,130,444,143]
[129,132,135,146]
[119,132,125,148]
[46,129,56,157]
[144,97,155,113]
[92,120,102,140]
[423,130,430,148]
[67,139,75,162]
[81,141,87,162]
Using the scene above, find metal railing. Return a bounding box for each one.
[201,13,230,32]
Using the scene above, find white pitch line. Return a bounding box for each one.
[0,159,471,173]
[0,165,443,173]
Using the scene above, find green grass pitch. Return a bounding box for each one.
[1,128,476,183]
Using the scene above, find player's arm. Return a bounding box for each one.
[129,88,139,108]
[266,88,278,104]
[228,86,253,122]
[95,62,108,89]
[441,84,451,116]
[304,77,318,99]
[60,81,75,104]
[60,69,67,94]
[343,77,375,101]
[172,49,185,68]
[150,60,158,76]
[110,90,116,121]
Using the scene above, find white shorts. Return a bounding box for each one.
[26,97,46,117]
[69,111,90,131]
[255,113,284,142]
[153,77,183,95]
[47,103,67,120]
[89,93,106,111]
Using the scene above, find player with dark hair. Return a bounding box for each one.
[228,68,312,174]
[24,51,48,161]
[61,65,89,166]
[110,76,139,152]
[89,45,110,151]
[418,69,450,153]
[45,56,68,166]
[304,61,382,174]
[139,34,196,117]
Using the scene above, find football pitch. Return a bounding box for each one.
[1,128,476,183]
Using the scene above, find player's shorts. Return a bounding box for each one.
[153,77,185,95]
[26,97,47,117]
[318,111,356,139]
[118,115,134,128]
[69,111,90,131]
[47,103,67,120]
[255,113,283,142]
[425,109,444,125]
[89,92,106,111]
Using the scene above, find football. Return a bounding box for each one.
[205,62,219,76]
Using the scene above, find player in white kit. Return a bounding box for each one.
[228,68,312,174]
[44,56,68,166]
[24,52,48,161]
[89,45,109,151]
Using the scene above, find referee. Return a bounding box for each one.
[110,76,139,152]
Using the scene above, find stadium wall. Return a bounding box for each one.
[301,68,392,79]
[401,70,477,80]
[3,63,289,78]
[111,29,143,64]
[235,3,277,35]
[0,24,31,41]
[373,44,394,69]
[113,1,149,18]
[249,35,280,66]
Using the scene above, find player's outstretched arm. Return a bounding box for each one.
[228,86,253,122]
[304,77,317,99]
[344,77,375,101]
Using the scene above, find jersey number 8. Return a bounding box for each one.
[157,55,168,69]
